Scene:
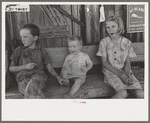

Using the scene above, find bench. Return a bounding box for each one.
[5,42,144,99]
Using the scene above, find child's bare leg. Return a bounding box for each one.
[64,78,83,98]
[24,79,44,99]
[128,89,144,98]
[111,89,128,99]
[70,78,83,96]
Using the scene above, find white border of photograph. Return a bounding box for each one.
[2,2,149,121]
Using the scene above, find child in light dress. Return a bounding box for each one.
[96,16,144,98]
[60,35,93,98]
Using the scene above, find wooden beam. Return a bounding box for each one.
[85,5,92,43]
[46,38,62,48]
[47,6,61,25]
[53,7,68,26]
[60,5,72,35]
[30,5,45,28]
[72,5,80,35]
[92,5,99,43]
[40,25,68,34]
[52,5,84,27]
[40,5,57,25]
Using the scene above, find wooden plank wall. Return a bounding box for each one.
[6,5,144,48]
[6,5,145,49]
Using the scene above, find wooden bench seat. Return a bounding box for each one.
[5,42,144,99]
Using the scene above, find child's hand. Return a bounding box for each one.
[62,81,70,86]
[57,77,69,86]
[119,72,134,85]
[119,72,129,84]
[81,66,88,73]
[124,73,135,85]
[124,72,131,77]
[25,63,37,70]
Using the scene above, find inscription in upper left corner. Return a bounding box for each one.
[5,4,30,12]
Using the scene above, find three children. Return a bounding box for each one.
[9,16,144,99]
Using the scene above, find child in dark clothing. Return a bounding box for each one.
[9,23,66,99]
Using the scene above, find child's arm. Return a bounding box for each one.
[60,56,70,79]
[123,56,131,74]
[81,56,93,73]
[41,48,69,86]
[9,61,37,73]
[46,63,68,86]
[60,67,68,79]
[101,56,128,82]
[85,56,93,72]
[124,42,136,75]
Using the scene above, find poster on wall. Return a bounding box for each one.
[127,5,144,33]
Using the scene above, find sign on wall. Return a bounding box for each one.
[127,5,144,33]
[5,4,30,12]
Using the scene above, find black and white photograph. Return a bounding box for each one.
[1,1,149,121]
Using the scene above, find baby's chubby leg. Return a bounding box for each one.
[64,78,84,98]
[70,78,83,96]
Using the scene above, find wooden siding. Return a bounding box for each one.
[6,5,144,50]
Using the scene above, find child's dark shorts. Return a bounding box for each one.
[69,75,86,85]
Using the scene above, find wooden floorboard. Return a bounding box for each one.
[5,86,23,99]
[6,74,116,99]
[43,74,116,99]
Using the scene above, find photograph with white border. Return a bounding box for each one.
[2,2,149,121]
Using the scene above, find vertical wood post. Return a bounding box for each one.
[85,5,91,43]
[94,5,100,42]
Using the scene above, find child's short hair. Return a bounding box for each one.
[67,35,83,45]
[105,16,125,34]
[20,23,40,37]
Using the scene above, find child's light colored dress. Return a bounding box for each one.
[60,52,93,84]
[96,36,142,91]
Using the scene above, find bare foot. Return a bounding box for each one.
[62,81,69,86]
[64,93,74,99]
